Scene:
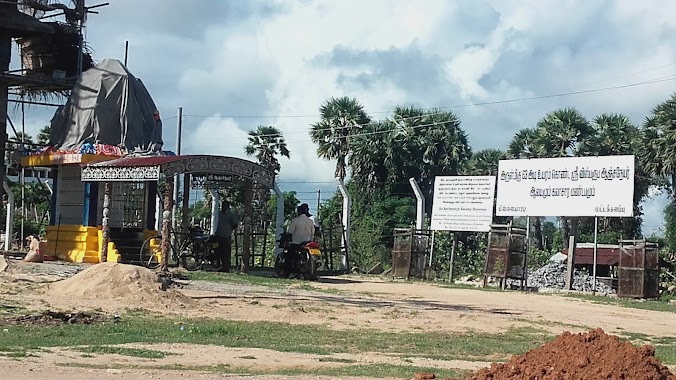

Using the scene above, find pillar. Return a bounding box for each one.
[160,176,174,272]
[0,26,11,219]
[240,179,253,273]
[209,190,219,234]
[181,173,190,231]
[49,168,58,226]
[100,182,111,262]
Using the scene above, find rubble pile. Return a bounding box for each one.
[526,262,615,294]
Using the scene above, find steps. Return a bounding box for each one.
[109,228,146,265]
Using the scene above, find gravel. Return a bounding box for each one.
[525,262,615,294]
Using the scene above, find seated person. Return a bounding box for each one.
[287,203,315,246]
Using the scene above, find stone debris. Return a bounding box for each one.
[525,262,615,294]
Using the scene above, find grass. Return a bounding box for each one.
[2,314,675,376]
[75,345,174,359]
[184,271,347,295]
[0,314,550,362]
[61,362,469,379]
[563,293,676,313]
[183,271,290,287]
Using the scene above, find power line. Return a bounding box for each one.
[213,75,676,148]
[183,75,676,143]
[180,62,676,121]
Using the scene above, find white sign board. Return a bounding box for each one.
[431,176,496,232]
[496,155,635,217]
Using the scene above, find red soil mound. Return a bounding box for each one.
[468,328,675,380]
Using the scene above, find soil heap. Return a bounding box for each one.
[469,328,675,380]
[46,262,194,309]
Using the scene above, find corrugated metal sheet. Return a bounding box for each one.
[562,246,620,266]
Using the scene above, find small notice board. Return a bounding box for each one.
[430,176,496,232]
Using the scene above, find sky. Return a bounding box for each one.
[8,0,676,235]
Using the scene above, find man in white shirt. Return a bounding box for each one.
[287,203,316,244]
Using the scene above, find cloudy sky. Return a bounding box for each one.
[9,0,676,234]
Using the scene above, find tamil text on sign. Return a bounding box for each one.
[496,155,635,217]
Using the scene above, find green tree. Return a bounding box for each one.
[533,107,592,157]
[507,128,537,159]
[642,93,676,250]
[578,113,649,239]
[348,121,396,192]
[244,125,290,174]
[310,97,370,180]
[37,126,51,145]
[466,148,505,176]
[533,108,592,246]
[266,191,301,224]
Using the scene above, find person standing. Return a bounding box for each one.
[214,201,238,272]
[150,110,163,152]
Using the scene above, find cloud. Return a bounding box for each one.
[9,0,676,230]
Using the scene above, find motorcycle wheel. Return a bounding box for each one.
[274,254,290,278]
[303,254,318,281]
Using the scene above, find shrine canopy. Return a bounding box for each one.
[49,59,159,151]
[80,155,275,188]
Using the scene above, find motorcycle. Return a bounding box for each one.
[275,232,321,280]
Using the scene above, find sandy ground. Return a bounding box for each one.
[1,258,675,379]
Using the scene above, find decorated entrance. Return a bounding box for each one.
[81,154,277,272]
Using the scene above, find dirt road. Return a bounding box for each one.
[1,260,675,379]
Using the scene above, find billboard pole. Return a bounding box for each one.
[448,232,457,283]
[592,216,598,294]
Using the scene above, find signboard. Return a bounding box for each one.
[191,174,233,189]
[496,155,635,217]
[431,176,496,232]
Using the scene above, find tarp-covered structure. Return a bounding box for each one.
[49,59,159,151]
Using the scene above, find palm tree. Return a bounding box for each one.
[530,108,592,247]
[507,128,537,159]
[467,149,505,176]
[309,97,370,180]
[348,121,395,192]
[37,126,51,145]
[534,108,592,157]
[244,125,290,174]
[420,110,471,177]
[642,93,676,227]
[578,114,647,238]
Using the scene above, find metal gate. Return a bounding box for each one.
[111,182,146,229]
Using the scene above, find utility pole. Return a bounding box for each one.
[124,40,129,66]
[172,107,182,229]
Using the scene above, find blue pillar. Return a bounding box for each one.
[82,182,91,226]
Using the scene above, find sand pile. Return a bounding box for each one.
[469,328,675,380]
[47,263,194,308]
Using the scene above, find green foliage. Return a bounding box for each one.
[37,126,50,145]
[349,188,415,271]
[310,96,371,180]
[664,203,676,252]
[265,191,301,224]
[302,95,676,277]
[244,125,290,174]
[528,248,552,270]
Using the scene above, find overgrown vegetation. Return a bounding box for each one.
[185,94,676,277]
